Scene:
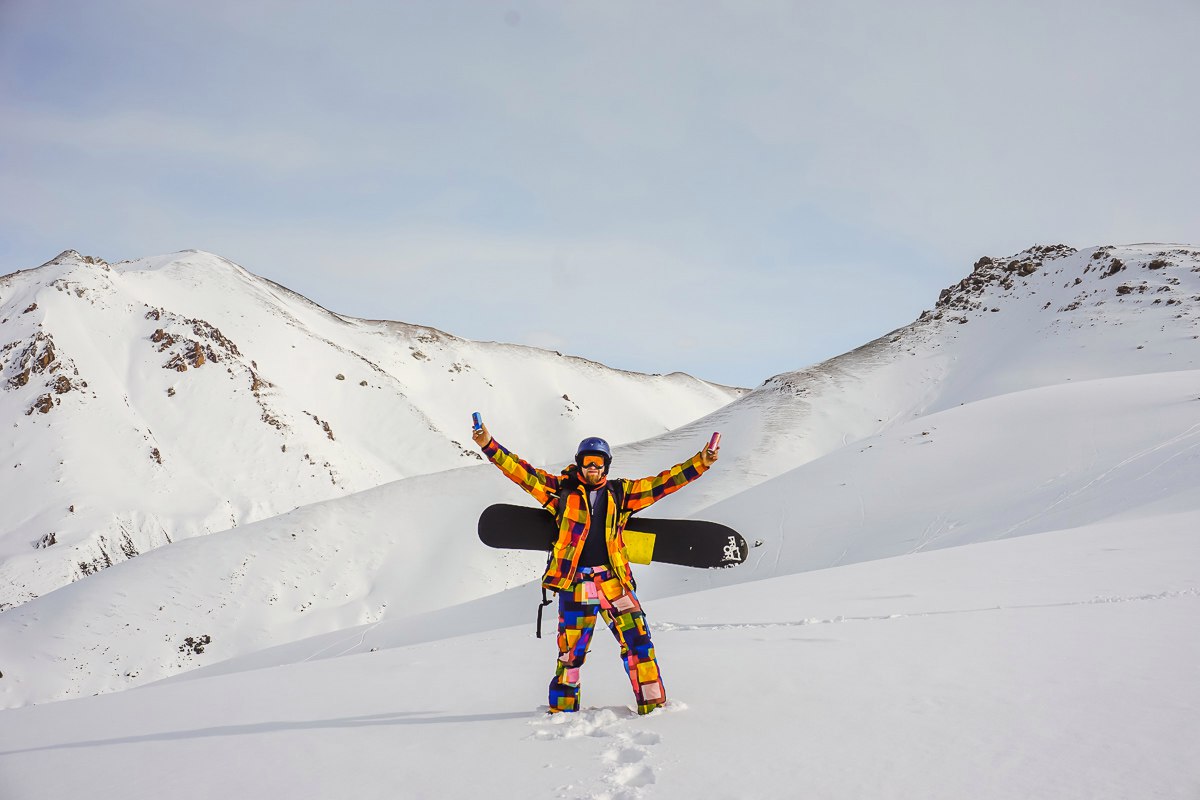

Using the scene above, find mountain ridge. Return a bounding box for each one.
[1,241,1197,708]
[0,249,744,610]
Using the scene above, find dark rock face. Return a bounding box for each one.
[935,244,1078,313]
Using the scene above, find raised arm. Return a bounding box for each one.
[621,443,717,513]
[474,423,561,506]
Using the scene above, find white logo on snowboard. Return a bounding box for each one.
[722,535,742,563]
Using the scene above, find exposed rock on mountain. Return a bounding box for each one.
[0,250,744,610]
[1,242,1197,708]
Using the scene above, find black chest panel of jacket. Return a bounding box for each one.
[577,486,610,568]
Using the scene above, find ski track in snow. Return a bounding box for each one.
[655,587,1200,633]
[298,618,388,662]
[528,703,686,800]
[910,511,953,554]
[999,421,1200,538]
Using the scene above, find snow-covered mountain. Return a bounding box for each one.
[2,242,1198,799]
[0,250,743,610]
[2,242,1197,714]
[615,242,1200,511]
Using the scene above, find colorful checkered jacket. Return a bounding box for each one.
[482,438,710,591]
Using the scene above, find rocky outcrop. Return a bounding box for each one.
[6,332,57,389]
[935,244,1077,314]
[147,308,241,372]
[40,250,110,269]
[178,635,212,656]
[926,244,1200,326]
[74,528,149,579]
[1,331,87,414]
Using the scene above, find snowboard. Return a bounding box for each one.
[477,504,748,568]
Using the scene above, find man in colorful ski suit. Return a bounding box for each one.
[472,422,718,714]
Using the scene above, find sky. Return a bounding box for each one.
[2,0,1198,388]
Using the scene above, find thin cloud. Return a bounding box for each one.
[6,107,326,173]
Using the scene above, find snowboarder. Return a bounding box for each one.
[472,422,719,715]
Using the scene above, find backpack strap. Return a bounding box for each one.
[608,478,637,592]
[546,467,582,526]
[608,478,625,515]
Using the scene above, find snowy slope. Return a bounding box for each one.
[614,243,1200,514]
[690,368,1200,580]
[2,243,1197,712]
[0,250,743,609]
[1,241,1199,798]
[1,514,1196,800]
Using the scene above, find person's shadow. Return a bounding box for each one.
[1,710,532,756]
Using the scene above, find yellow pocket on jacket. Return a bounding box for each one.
[623,529,656,565]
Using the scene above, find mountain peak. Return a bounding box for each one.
[39,249,109,269]
[933,243,1078,314]
[0,248,743,613]
[925,242,1200,324]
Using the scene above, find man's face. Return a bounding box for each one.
[579,454,607,486]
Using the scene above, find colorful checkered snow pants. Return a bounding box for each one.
[549,567,666,715]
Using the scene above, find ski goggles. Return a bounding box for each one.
[580,455,607,469]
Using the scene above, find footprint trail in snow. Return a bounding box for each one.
[529,702,687,799]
